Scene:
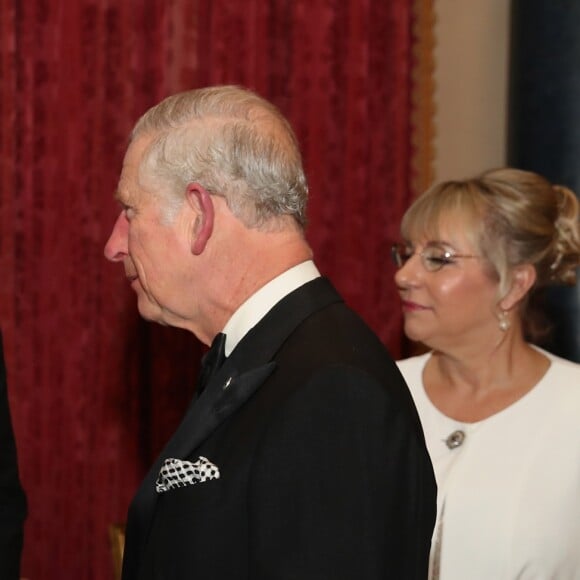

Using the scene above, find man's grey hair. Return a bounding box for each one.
[131,85,308,229]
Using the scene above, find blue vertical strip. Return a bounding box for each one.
[508,0,580,362]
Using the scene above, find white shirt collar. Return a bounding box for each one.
[221,260,320,356]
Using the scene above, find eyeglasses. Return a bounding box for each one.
[391,242,480,272]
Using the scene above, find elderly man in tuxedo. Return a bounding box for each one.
[105,85,435,580]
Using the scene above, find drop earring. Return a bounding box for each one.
[498,310,510,332]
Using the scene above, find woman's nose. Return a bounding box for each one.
[394,253,423,288]
[104,212,129,262]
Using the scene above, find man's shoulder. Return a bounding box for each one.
[282,299,394,366]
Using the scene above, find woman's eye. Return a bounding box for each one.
[426,254,454,266]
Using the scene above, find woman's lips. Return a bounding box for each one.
[401,299,429,312]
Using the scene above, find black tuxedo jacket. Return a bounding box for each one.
[122,278,436,579]
[0,333,27,579]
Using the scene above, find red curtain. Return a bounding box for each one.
[0,0,421,577]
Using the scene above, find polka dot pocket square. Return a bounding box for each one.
[155,456,220,493]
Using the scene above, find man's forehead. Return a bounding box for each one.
[124,134,153,167]
[114,135,154,202]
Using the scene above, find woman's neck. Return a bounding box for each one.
[423,340,550,422]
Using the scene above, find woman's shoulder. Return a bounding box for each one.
[535,346,580,380]
[533,348,580,417]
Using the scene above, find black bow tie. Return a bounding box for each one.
[197,333,227,394]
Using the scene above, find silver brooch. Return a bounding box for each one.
[445,429,465,449]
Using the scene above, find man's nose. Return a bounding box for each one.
[104,212,129,262]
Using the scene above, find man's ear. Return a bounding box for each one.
[499,263,537,310]
[185,183,214,255]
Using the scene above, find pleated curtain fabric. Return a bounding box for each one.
[0,0,429,576]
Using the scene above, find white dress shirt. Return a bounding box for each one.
[221,260,320,357]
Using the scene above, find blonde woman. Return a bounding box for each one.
[392,168,580,579]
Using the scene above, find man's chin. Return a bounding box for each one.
[137,301,167,325]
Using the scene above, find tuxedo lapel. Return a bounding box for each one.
[123,359,275,579]
[164,277,339,465]
[165,360,277,460]
[123,277,343,579]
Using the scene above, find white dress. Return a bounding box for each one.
[398,350,580,580]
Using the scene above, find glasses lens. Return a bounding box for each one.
[391,243,410,268]
[422,247,449,272]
